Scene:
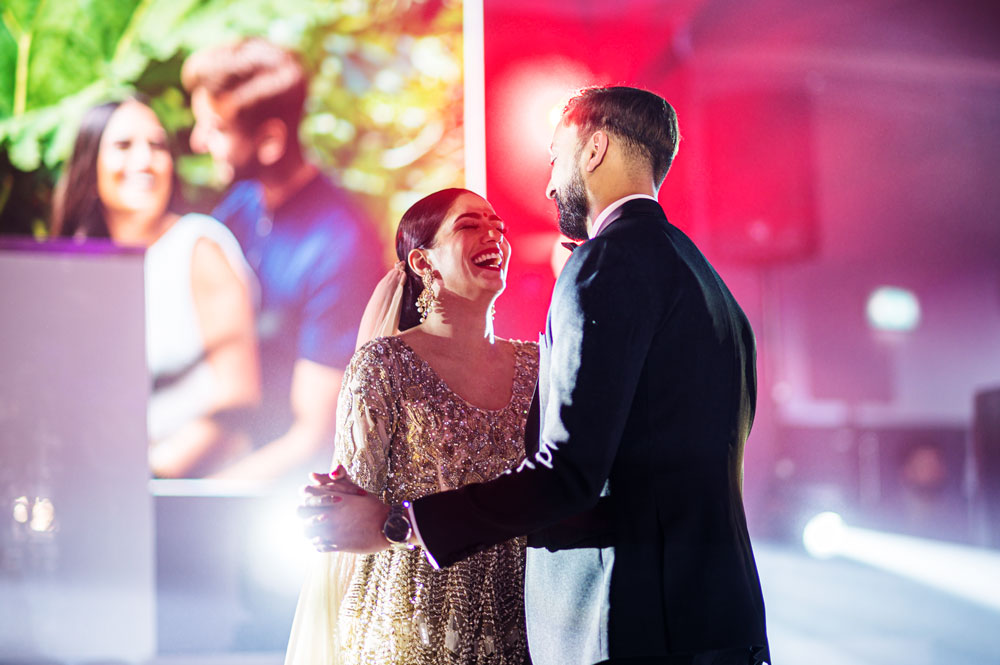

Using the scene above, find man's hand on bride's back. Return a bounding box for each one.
[298,465,391,554]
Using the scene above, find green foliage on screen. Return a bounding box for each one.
[0,0,465,243]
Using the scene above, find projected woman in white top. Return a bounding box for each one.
[53,98,260,477]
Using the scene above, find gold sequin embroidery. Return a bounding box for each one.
[332,336,538,665]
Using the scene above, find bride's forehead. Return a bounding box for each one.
[451,193,491,213]
[444,197,496,224]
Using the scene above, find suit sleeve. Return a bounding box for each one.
[412,238,661,567]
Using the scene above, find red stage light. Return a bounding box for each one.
[489,57,594,220]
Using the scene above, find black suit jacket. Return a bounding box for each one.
[413,199,769,664]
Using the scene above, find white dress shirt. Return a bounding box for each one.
[589,193,658,238]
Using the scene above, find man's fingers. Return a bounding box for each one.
[294,481,389,555]
[297,502,339,520]
[302,481,367,497]
[298,503,335,521]
[310,536,338,552]
[304,519,334,540]
[301,488,346,503]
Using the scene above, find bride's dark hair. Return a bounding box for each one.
[394,188,472,331]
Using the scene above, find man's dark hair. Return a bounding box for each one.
[562,86,680,188]
[182,38,307,136]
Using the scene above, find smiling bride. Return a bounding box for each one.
[286,188,537,665]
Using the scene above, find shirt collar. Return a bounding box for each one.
[589,194,658,238]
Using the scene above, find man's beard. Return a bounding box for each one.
[230,153,267,183]
[555,166,590,241]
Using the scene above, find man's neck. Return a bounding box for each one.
[257,160,319,213]
[585,169,657,231]
[586,188,658,238]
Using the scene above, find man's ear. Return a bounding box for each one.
[256,118,288,166]
[408,248,433,275]
[582,130,609,173]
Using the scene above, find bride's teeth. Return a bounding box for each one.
[472,250,503,268]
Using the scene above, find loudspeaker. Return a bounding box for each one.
[767,425,970,542]
[973,387,1000,547]
[702,88,818,263]
[864,426,969,541]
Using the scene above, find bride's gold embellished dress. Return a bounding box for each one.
[333,336,537,665]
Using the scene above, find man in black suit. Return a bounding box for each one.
[305,86,769,665]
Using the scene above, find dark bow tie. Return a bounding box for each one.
[561,241,582,253]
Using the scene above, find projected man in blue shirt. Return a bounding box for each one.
[184,38,384,482]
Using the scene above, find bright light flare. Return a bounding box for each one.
[802,512,1000,612]
[866,286,921,332]
[802,511,846,559]
[494,57,593,157]
[490,57,593,216]
[548,102,565,128]
[245,494,317,596]
[10,495,57,532]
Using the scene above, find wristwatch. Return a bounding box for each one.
[382,500,414,549]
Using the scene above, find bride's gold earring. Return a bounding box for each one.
[415,269,438,323]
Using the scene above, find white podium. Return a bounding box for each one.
[0,240,155,663]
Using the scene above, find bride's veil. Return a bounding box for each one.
[354,261,407,350]
[284,262,406,665]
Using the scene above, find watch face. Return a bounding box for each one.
[383,514,411,543]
